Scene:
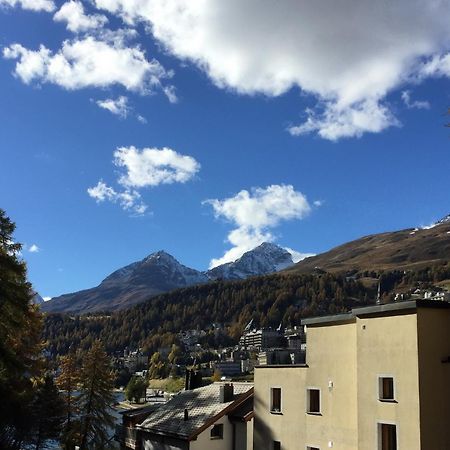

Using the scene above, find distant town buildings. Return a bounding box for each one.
[117,298,450,450]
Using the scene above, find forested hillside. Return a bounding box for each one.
[43,273,372,356]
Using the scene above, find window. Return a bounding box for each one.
[270,387,282,413]
[379,423,397,450]
[273,441,281,450]
[379,377,395,401]
[307,388,321,414]
[306,447,320,450]
[210,423,223,440]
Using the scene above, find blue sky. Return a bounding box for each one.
[0,0,449,299]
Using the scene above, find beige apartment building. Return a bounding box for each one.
[253,300,450,450]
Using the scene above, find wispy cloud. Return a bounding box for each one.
[401,90,430,110]
[96,96,130,118]
[28,243,40,253]
[87,180,147,215]
[0,0,55,12]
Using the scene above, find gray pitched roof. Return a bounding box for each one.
[137,382,253,440]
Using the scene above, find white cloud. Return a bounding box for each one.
[96,95,130,118]
[401,90,430,110]
[288,100,400,141]
[284,247,315,264]
[313,200,323,207]
[87,180,148,215]
[43,296,52,301]
[0,0,55,12]
[3,36,170,93]
[88,146,200,214]
[92,0,450,140]
[420,53,450,78]
[114,146,201,188]
[28,243,40,253]
[205,184,311,267]
[137,114,147,124]
[54,1,108,33]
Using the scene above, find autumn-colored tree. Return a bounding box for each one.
[78,341,115,450]
[56,351,80,449]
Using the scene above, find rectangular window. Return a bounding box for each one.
[379,423,397,450]
[307,447,320,450]
[270,388,282,413]
[273,441,281,450]
[379,377,395,401]
[210,423,224,440]
[307,388,321,414]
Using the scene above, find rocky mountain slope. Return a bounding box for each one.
[42,244,295,314]
[208,242,294,280]
[287,217,450,275]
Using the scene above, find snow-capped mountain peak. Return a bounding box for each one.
[206,242,294,280]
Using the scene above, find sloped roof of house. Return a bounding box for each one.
[137,382,253,441]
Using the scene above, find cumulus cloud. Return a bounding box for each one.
[54,1,108,33]
[87,180,148,215]
[28,244,40,253]
[3,36,171,94]
[92,0,450,140]
[0,0,55,12]
[114,146,201,188]
[205,184,311,267]
[96,95,130,118]
[88,146,200,214]
[401,90,430,110]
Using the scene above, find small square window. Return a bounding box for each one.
[379,377,395,401]
[210,423,223,440]
[273,441,281,450]
[379,423,397,450]
[270,388,282,413]
[307,388,320,414]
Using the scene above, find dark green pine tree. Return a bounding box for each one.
[29,373,65,450]
[78,341,115,450]
[0,209,44,449]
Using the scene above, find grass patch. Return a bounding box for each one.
[148,377,185,393]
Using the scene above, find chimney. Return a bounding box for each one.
[185,368,203,390]
[219,383,234,403]
[184,409,189,421]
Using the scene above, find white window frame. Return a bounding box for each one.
[377,420,398,450]
[377,374,396,402]
[306,387,321,415]
[270,386,282,413]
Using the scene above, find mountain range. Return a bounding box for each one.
[42,242,295,314]
[42,214,450,315]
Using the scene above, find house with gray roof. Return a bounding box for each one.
[118,382,253,450]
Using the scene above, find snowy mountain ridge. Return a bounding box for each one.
[42,242,296,314]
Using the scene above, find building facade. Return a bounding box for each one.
[253,300,450,450]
